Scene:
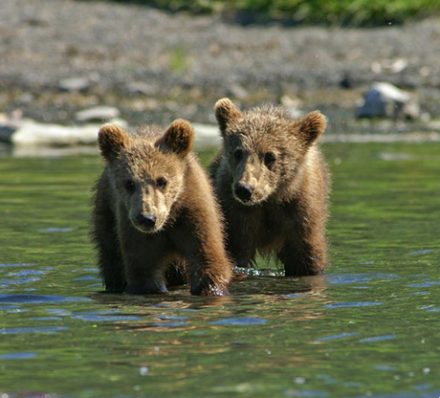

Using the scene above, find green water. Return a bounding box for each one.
[0,143,439,398]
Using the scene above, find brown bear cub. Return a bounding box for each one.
[210,98,330,277]
[92,119,232,295]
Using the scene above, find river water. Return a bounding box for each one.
[0,142,439,397]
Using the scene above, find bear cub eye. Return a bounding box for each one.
[124,179,136,194]
[156,177,168,189]
[263,151,276,168]
[233,148,244,162]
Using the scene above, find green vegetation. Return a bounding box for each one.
[168,46,188,73]
[108,0,440,26]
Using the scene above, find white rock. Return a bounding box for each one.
[1,118,216,149]
[10,118,127,146]
[372,82,410,102]
[356,82,419,119]
[75,106,120,123]
[193,123,221,148]
[281,95,303,118]
[389,58,408,73]
[370,59,408,74]
[58,77,91,92]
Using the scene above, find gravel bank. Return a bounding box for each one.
[1,0,439,131]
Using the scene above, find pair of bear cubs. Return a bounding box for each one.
[92,98,329,296]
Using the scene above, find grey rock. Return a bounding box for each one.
[18,93,34,104]
[0,111,22,143]
[227,84,248,100]
[356,82,420,120]
[126,81,157,96]
[75,106,120,123]
[0,124,17,143]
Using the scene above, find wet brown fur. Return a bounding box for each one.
[92,119,232,295]
[210,98,330,276]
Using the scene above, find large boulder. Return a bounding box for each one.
[356,82,420,120]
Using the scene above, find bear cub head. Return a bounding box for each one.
[98,119,194,233]
[215,98,327,206]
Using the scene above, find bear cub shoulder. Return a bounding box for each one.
[92,119,232,296]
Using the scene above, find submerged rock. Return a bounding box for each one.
[356,82,420,120]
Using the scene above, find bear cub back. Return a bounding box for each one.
[92,119,232,296]
[210,98,330,276]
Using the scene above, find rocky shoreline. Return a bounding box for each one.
[1,0,439,139]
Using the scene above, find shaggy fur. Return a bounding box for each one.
[92,119,232,295]
[210,98,330,276]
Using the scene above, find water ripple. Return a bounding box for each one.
[156,314,188,321]
[0,352,37,359]
[38,227,73,233]
[325,301,383,309]
[316,333,357,342]
[0,326,68,335]
[419,305,440,313]
[282,293,308,299]
[409,249,434,256]
[73,275,99,282]
[73,313,140,322]
[408,281,440,288]
[46,308,71,316]
[7,269,47,276]
[359,335,396,343]
[285,390,328,397]
[0,277,41,286]
[151,321,188,328]
[0,294,92,304]
[327,273,398,285]
[210,317,267,326]
[0,263,35,268]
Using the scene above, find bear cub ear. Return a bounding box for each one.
[98,123,129,160]
[214,97,242,134]
[293,111,327,145]
[158,119,194,158]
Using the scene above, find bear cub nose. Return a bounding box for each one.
[138,214,157,228]
[234,183,253,202]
